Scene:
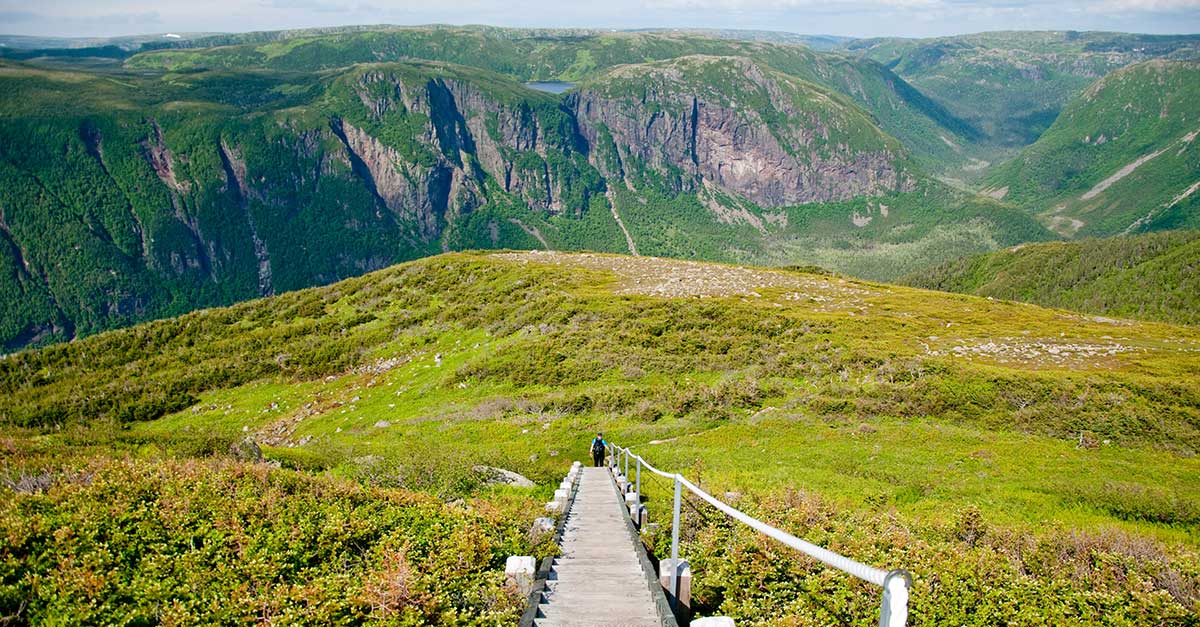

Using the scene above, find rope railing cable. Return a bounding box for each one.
[633,453,675,480]
[674,474,888,586]
[608,443,910,627]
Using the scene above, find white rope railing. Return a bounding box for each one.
[608,443,911,627]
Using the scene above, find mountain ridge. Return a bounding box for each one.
[120,27,982,171]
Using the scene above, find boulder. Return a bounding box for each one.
[229,436,262,463]
[472,465,535,487]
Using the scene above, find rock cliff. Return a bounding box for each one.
[571,56,912,207]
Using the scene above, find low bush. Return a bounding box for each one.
[0,456,533,626]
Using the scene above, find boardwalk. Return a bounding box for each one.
[533,467,662,627]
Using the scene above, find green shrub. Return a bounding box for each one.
[0,456,531,625]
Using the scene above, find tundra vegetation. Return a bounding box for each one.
[3,252,1198,625]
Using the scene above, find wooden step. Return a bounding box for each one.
[534,466,663,626]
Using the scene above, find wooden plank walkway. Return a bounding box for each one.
[533,466,661,627]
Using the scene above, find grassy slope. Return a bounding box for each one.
[981,60,1200,238]
[900,231,1200,326]
[3,251,1199,624]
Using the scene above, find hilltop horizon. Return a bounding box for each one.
[3,23,1200,47]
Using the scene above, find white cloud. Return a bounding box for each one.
[1101,0,1200,8]
[0,0,1196,38]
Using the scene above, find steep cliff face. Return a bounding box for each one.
[441,77,589,215]
[331,117,465,242]
[331,66,602,226]
[571,56,912,207]
[0,61,615,350]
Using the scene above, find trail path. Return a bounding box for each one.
[533,467,660,626]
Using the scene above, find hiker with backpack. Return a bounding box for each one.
[590,432,607,467]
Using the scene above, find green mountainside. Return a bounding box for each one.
[981,60,1200,238]
[0,29,1054,352]
[902,230,1200,325]
[1,26,1195,357]
[3,251,1198,623]
[844,31,1200,152]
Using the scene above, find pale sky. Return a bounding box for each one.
[1,0,1199,39]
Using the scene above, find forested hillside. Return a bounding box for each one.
[981,60,1200,237]
[845,31,1200,148]
[902,231,1200,325]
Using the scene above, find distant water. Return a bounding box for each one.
[525,81,576,94]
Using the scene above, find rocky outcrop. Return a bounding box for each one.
[140,122,189,193]
[570,57,910,208]
[218,139,273,296]
[138,121,215,280]
[472,465,535,487]
[447,79,596,215]
[229,436,263,463]
[331,117,469,242]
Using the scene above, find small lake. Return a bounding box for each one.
[525,81,576,94]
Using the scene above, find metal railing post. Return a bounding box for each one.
[670,473,682,608]
[635,456,641,499]
[624,446,629,479]
[878,570,911,627]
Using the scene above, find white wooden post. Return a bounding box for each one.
[505,555,537,597]
[692,618,735,626]
[659,558,691,614]
[629,503,648,528]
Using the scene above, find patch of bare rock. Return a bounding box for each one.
[491,250,879,308]
[472,465,535,487]
[923,336,1139,368]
